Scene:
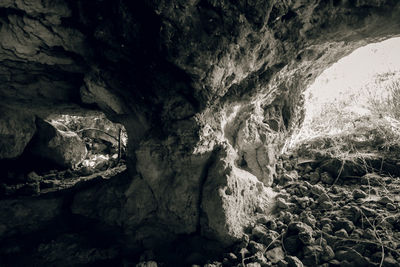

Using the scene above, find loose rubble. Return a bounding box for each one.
[163,143,400,267]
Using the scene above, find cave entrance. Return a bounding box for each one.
[0,112,127,198]
[289,37,400,152]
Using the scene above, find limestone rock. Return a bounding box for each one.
[29,118,87,168]
[201,145,276,246]
[0,196,62,240]
[0,108,36,159]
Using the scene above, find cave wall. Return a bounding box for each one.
[1,0,400,251]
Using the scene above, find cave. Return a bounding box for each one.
[1,0,400,266]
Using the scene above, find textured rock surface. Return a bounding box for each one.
[0,107,36,159]
[0,0,400,260]
[29,118,87,168]
[0,196,63,240]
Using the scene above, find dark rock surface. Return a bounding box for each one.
[1,0,400,265]
[29,118,87,168]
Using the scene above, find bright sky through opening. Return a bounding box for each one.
[304,37,400,117]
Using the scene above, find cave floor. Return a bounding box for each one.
[205,142,400,267]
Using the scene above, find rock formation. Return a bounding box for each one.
[29,118,87,168]
[1,0,400,263]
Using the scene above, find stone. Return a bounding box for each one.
[259,230,280,247]
[0,197,62,240]
[321,245,335,261]
[319,201,334,210]
[333,219,355,234]
[265,246,285,264]
[320,172,334,184]
[285,256,304,267]
[248,241,265,254]
[0,107,36,159]
[311,184,326,196]
[352,189,367,199]
[379,196,393,205]
[309,171,320,184]
[201,146,276,246]
[276,197,290,209]
[386,203,397,211]
[283,235,301,255]
[27,171,42,182]
[17,183,40,196]
[334,229,349,238]
[382,256,399,267]
[251,224,269,240]
[302,245,323,266]
[136,261,158,267]
[29,118,87,168]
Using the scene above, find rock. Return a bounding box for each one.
[251,224,269,240]
[224,252,238,262]
[334,229,349,238]
[302,245,323,265]
[321,245,335,261]
[27,171,42,183]
[322,224,332,233]
[0,197,62,240]
[259,230,280,247]
[285,256,304,267]
[136,261,158,267]
[386,203,397,211]
[245,263,261,267]
[201,147,276,246]
[382,256,400,267]
[335,248,371,265]
[265,220,277,231]
[276,197,290,209]
[320,159,365,178]
[379,196,393,205]
[280,170,299,185]
[309,171,320,184]
[352,189,367,199]
[17,183,40,195]
[285,222,314,247]
[0,108,36,159]
[328,259,341,267]
[319,201,334,210]
[266,246,285,264]
[248,241,265,254]
[333,219,355,234]
[361,173,382,186]
[29,118,87,168]
[283,235,301,255]
[311,184,326,196]
[317,192,330,203]
[320,172,334,184]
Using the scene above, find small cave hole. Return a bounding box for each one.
[0,112,128,198]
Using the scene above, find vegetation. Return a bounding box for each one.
[289,71,400,156]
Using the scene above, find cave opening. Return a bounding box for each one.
[0,112,127,198]
[289,37,400,152]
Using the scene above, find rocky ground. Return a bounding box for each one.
[133,138,400,267]
[177,140,400,267]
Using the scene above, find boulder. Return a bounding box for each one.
[0,107,36,159]
[201,145,276,246]
[29,118,87,168]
